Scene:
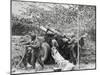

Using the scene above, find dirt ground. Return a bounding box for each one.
[12,64,79,74]
[11,62,95,74]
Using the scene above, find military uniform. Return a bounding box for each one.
[22,34,44,69]
[30,36,44,69]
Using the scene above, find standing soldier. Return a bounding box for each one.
[30,34,44,69]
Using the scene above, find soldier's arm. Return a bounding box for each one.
[23,42,30,45]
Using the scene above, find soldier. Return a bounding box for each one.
[44,28,55,47]
[21,33,44,69]
[30,34,44,69]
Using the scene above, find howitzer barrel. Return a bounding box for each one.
[40,26,47,32]
[40,26,63,37]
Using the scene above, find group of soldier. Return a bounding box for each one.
[19,27,86,70]
[22,30,61,70]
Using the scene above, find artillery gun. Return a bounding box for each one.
[40,26,71,40]
[40,25,87,65]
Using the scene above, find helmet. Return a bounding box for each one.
[30,33,36,41]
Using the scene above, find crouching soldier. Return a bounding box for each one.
[30,34,44,69]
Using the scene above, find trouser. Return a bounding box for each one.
[31,50,44,69]
[70,46,77,65]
